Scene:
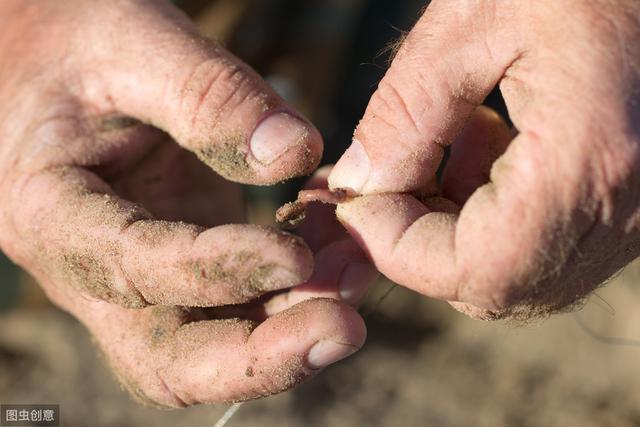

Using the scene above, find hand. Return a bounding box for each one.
[329,0,640,320]
[0,0,366,406]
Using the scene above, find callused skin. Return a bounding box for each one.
[330,0,640,320]
[0,0,369,406]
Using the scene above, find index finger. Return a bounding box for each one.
[78,0,322,185]
[328,0,519,193]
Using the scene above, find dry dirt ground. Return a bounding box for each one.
[1,260,640,427]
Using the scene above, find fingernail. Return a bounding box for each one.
[328,139,370,193]
[307,340,359,369]
[250,112,310,165]
[339,262,379,304]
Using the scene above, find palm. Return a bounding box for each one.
[88,120,245,228]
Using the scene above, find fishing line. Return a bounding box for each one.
[212,282,399,426]
[360,282,398,318]
[573,312,640,348]
[214,402,244,427]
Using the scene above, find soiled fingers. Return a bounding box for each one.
[11,167,313,308]
[265,166,379,315]
[335,119,637,320]
[77,0,323,185]
[81,297,365,406]
[263,239,378,316]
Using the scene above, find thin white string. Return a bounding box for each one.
[214,402,244,427]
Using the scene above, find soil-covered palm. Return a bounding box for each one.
[98,119,244,228]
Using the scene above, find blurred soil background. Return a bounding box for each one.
[1,1,640,426]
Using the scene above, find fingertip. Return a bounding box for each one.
[195,225,315,293]
[248,112,323,184]
[252,298,366,365]
[263,239,378,314]
[338,262,379,305]
[328,139,370,193]
[233,299,365,397]
[306,339,360,369]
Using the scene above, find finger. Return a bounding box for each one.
[263,239,379,316]
[81,1,322,185]
[337,194,460,302]
[14,167,313,308]
[441,106,512,205]
[337,97,631,316]
[333,1,639,319]
[84,298,366,406]
[263,167,378,313]
[329,0,520,193]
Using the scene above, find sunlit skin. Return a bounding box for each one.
[0,1,376,407]
[330,0,640,320]
[3,0,639,409]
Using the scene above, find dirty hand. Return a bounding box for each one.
[0,0,366,406]
[329,0,640,320]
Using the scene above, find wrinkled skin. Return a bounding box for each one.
[0,1,376,407]
[330,0,640,320]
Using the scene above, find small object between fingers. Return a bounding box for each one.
[276,188,350,229]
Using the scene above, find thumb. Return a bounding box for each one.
[329,0,519,194]
[82,0,321,185]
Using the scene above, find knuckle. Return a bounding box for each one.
[59,248,149,308]
[179,57,264,130]
[115,365,187,409]
[153,371,191,408]
[371,78,426,136]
